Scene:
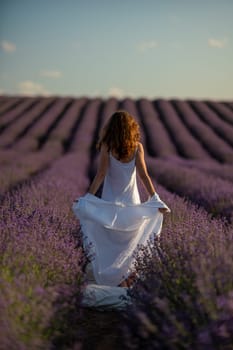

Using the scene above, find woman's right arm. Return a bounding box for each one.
[135,143,156,197]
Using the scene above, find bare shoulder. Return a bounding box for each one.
[137,142,144,154]
[136,143,145,164]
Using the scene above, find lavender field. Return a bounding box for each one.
[1,96,233,349]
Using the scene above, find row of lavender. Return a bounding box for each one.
[123,95,233,349]
[0,96,91,348]
[0,152,89,349]
[121,185,233,349]
[147,157,233,223]
[0,97,233,162]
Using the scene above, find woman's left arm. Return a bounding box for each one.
[87,144,109,195]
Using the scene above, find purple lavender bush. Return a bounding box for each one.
[154,99,211,160]
[147,158,233,223]
[160,155,233,184]
[137,98,178,157]
[0,97,36,130]
[48,98,88,142]
[0,96,22,116]
[69,98,102,152]
[188,100,233,148]
[26,98,71,141]
[206,101,233,126]
[121,185,233,349]
[0,148,62,195]
[172,100,233,163]
[10,97,55,150]
[0,153,90,348]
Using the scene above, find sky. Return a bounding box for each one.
[0,0,233,100]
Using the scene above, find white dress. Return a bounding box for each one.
[72,152,170,288]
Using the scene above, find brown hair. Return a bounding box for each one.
[97,110,140,159]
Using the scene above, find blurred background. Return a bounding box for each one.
[0,0,233,100]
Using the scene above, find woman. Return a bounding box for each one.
[73,110,170,288]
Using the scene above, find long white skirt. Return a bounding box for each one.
[72,193,170,288]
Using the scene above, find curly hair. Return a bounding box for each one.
[97,110,140,159]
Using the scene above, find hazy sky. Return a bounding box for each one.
[0,0,233,100]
